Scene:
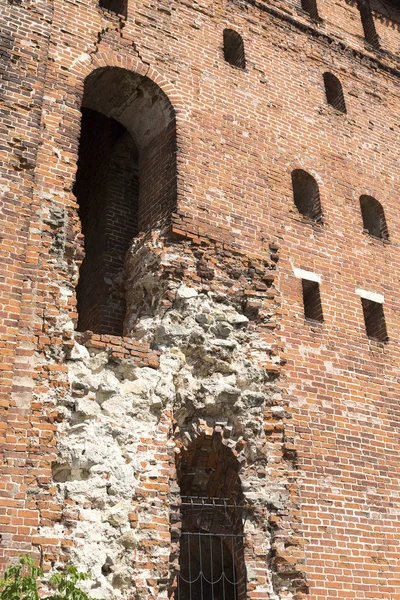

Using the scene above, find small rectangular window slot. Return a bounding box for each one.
[361,298,388,342]
[302,279,324,322]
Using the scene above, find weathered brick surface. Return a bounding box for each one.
[1,0,400,597]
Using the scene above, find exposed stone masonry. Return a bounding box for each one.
[40,232,307,599]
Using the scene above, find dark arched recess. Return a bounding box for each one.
[74,68,176,335]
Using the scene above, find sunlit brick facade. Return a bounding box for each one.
[1,0,400,597]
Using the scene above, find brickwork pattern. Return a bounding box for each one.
[1,0,400,597]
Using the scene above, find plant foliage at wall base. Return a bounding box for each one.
[0,556,92,600]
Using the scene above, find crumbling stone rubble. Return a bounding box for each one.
[40,232,307,599]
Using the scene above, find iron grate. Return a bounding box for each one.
[175,496,248,600]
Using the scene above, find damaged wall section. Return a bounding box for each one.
[41,231,308,600]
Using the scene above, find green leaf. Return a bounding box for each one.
[0,555,42,600]
[1,556,96,600]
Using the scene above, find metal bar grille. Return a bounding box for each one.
[176,497,247,600]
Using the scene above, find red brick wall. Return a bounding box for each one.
[0,0,53,565]
[139,120,177,232]
[1,0,400,597]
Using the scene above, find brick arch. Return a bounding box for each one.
[353,184,384,203]
[173,417,249,475]
[216,19,247,38]
[286,161,324,187]
[69,53,185,117]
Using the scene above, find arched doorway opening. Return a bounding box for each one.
[175,431,247,600]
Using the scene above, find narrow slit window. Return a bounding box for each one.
[357,0,380,48]
[323,72,347,113]
[361,298,388,341]
[99,0,127,17]
[291,169,322,221]
[223,29,246,69]
[302,280,324,322]
[360,195,389,240]
[301,0,320,20]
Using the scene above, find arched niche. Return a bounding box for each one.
[223,29,246,69]
[301,0,320,21]
[360,195,389,239]
[73,67,176,336]
[358,0,380,48]
[323,72,347,113]
[291,169,323,221]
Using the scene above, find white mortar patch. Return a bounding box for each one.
[356,288,384,304]
[293,267,321,283]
